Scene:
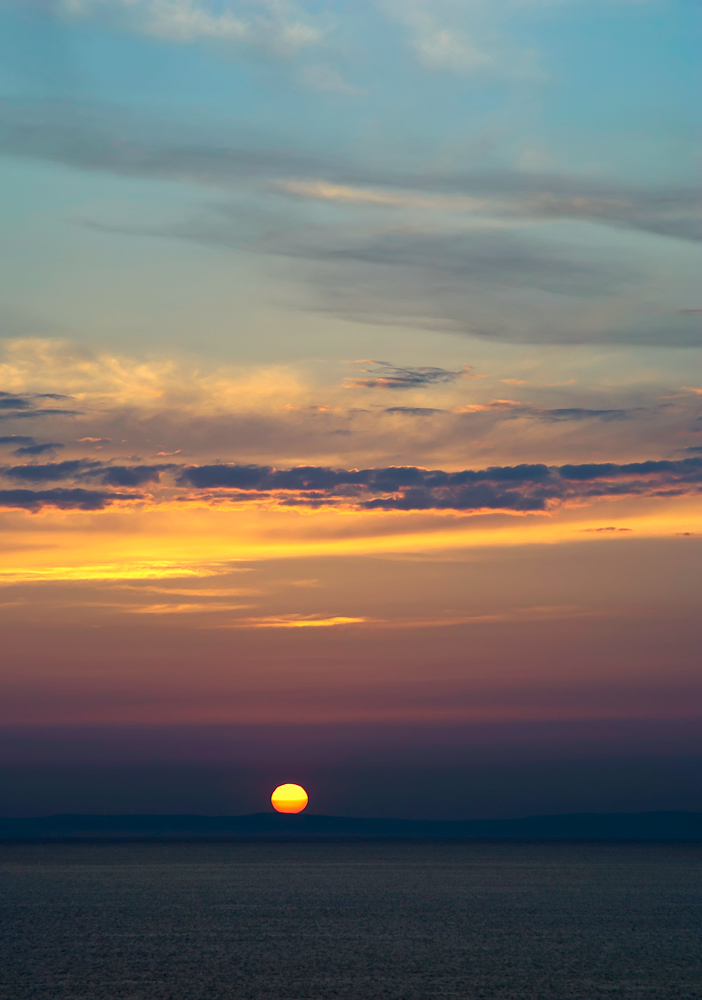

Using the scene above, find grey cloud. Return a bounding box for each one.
[528,408,637,423]
[524,190,701,244]
[0,436,35,447]
[0,407,80,420]
[125,204,702,345]
[0,99,324,188]
[349,362,473,390]
[1,99,698,349]
[361,484,550,513]
[303,247,698,348]
[583,527,632,533]
[176,456,702,512]
[12,442,65,456]
[384,407,445,416]
[1,461,170,486]
[4,452,700,513]
[0,100,699,242]
[298,230,633,298]
[2,460,96,482]
[0,393,32,410]
[0,488,143,511]
[558,457,702,482]
[254,221,688,346]
[436,178,702,244]
[93,465,171,487]
[0,390,81,420]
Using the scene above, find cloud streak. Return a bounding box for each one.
[50,0,323,54]
[1,460,171,486]
[0,488,143,511]
[0,100,698,242]
[345,361,478,390]
[168,455,702,513]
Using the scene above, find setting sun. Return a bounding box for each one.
[271,784,309,814]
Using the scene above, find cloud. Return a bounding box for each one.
[50,0,323,54]
[12,443,65,456]
[381,0,655,79]
[0,390,80,421]
[384,407,444,416]
[529,408,637,423]
[0,488,142,511]
[273,225,699,346]
[0,561,231,583]
[275,180,491,211]
[0,98,325,193]
[583,527,632,533]
[0,338,307,413]
[12,453,697,508]
[273,225,675,346]
[558,457,702,481]
[0,337,696,479]
[3,445,702,515]
[0,436,36,448]
[0,393,32,411]
[275,177,702,244]
[1,460,170,487]
[345,361,477,390]
[176,456,702,513]
[233,614,369,628]
[286,227,634,296]
[380,0,513,76]
[97,465,170,487]
[1,98,698,244]
[1,460,97,483]
[128,602,253,614]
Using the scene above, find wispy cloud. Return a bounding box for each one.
[222,605,592,630]
[380,0,513,76]
[276,180,492,213]
[275,177,702,243]
[345,361,478,390]
[0,562,237,584]
[232,614,369,627]
[0,390,79,421]
[52,0,323,54]
[129,602,253,614]
[11,442,65,456]
[381,0,656,78]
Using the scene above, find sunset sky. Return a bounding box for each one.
[0,0,700,819]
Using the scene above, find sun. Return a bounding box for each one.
[271,783,309,814]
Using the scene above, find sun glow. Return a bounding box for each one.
[271,783,309,814]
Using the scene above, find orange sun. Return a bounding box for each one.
[271,783,309,814]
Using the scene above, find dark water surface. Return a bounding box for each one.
[1,841,700,999]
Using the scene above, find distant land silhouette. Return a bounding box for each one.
[1,811,701,841]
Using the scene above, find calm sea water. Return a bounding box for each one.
[1,840,700,999]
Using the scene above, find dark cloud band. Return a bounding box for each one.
[0,488,143,511]
[3,455,701,514]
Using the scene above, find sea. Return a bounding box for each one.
[1,840,700,999]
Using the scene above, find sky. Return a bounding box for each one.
[0,0,700,820]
